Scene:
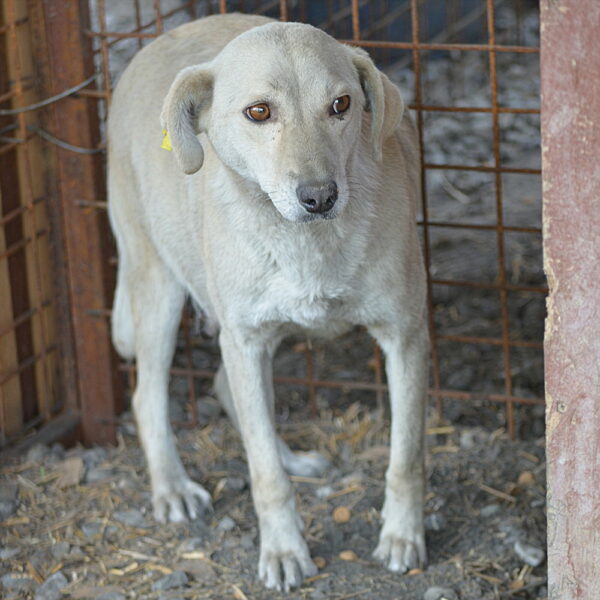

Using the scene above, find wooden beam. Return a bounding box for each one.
[0,187,23,443]
[541,1,600,598]
[27,0,117,445]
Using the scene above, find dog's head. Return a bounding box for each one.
[160,22,404,223]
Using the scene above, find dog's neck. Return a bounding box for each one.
[212,155,380,302]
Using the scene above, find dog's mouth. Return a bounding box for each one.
[297,210,338,223]
[266,188,346,224]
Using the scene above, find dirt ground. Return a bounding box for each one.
[1,401,547,600]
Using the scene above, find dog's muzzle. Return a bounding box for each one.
[296,180,338,215]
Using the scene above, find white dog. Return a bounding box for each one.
[108,13,428,592]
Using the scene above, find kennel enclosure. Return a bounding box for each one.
[0,1,598,597]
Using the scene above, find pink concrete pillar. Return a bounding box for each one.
[541,1,600,599]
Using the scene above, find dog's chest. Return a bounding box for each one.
[251,256,360,333]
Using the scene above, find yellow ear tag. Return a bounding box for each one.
[161,129,173,151]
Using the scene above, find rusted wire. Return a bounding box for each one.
[410,0,443,416]
[1,0,545,443]
[5,0,55,423]
[101,1,542,437]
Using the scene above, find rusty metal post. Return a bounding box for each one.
[27,0,116,445]
[541,1,600,598]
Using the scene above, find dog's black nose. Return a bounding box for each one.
[296,181,338,214]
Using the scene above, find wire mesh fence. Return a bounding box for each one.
[0,0,544,446]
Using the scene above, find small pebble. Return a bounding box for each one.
[50,443,65,460]
[120,421,137,436]
[332,506,351,523]
[0,546,20,560]
[178,537,205,553]
[517,470,535,486]
[26,443,47,463]
[240,533,255,549]
[196,396,223,420]
[0,481,19,521]
[85,467,115,483]
[480,503,501,518]
[82,447,108,468]
[50,542,70,561]
[113,509,148,528]
[34,571,68,600]
[423,586,459,600]
[313,556,326,569]
[217,516,236,532]
[424,511,446,531]
[97,593,126,600]
[459,429,478,449]
[338,550,358,561]
[151,571,188,591]
[514,540,545,567]
[225,477,246,492]
[315,485,334,499]
[1,574,35,592]
[81,521,103,538]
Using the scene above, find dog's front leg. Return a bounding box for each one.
[219,327,316,592]
[370,326,428,573]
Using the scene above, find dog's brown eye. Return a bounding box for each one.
[330,95,350,115]
[245,103,271,122]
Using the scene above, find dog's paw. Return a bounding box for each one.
[258,509,317,592]
[152,477,212,523]
[373,530,426,573]
[373,515,427,573]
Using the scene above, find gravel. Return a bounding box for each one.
[151,570,189,591]
[34,572,68,600]
[0,480,19,521]
[514,540,546,567]
[424,587,460,600]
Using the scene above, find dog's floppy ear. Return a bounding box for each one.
[350,48,404,161]
[160,65,213,175]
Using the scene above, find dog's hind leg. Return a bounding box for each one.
[214,361,329,478]
[111,247,136,360]
[130,256,211,523]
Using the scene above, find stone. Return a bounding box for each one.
[1,574,35,592]
[315,485,334,499]
[151,571,188,591]
[239,533,255,549]
[0,480,19,521]
[96,592,126,600]
[178,537,205,553]
[480,503,501,518]
[26,443,47,463]
[50,542,70,561]
[177,559,216,581]
[81,447,108,468]
[85,467,115,483]
[514,540,545,567]
[217,516,235,532]
[423,586,459,600]
[0,546,20,560]
[81,521,103,538]
[424,512,446,531]
[225,477,246,492]
[196,396,223,420]
[113,509,149,528]
[34,571,68,600]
